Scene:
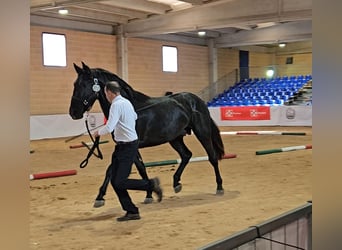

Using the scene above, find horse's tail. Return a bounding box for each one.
[210,118,225,160]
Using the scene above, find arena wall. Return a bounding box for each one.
[249,51,312,78]
[126,38,210,97]
[217,48,240,79]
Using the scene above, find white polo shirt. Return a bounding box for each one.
[98,95,138,142]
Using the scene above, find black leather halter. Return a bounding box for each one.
[71,77,102,111]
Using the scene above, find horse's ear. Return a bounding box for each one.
[73,63,83,74]
[81,62,91,75]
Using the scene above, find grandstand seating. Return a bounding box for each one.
[207,75,312,107]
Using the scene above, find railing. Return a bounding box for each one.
[197,69,238,102]
[198,202,312,250]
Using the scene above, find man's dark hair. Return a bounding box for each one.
[105,81,121,94]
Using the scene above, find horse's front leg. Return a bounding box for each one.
[169,139,192,193]
[173,159,191,193]
[93,164,112,208]
[134,152,153,204]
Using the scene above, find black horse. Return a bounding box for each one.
[69,62,225,206]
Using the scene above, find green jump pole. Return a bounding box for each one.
[144,153,237,168]
[256,145,312,155]
[280,132,306,136]
[145,159,178,167]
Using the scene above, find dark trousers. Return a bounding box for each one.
[110,141,152,214]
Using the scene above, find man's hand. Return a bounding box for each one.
[93,131,100,138]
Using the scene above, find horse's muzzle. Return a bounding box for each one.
[69,109,83,120]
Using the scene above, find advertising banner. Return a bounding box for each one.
[220,106,271,120]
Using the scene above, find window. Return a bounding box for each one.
[286,57,293,64]
[42,33,67,67]
[162,46,178,72]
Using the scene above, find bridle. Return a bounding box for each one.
[71,77,102,111]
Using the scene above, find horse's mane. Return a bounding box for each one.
[92,68,152,105]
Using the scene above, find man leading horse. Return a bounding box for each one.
[93,81,163,221]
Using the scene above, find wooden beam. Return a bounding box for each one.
[123,0,312,36]
[215,20,312,48]
[139,33,207,46]
[31,0,103,12]
[78,3,149,19]
[30,14,115,34]
[31,0,171,14]
[32,8,129,24]
[102,0,171,14]
[181,0,203,5]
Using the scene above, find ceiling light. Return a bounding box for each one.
[198,31,206,37]
[266,69,275,78]
[256,22,276,28]
[278,43,286,48]
[58,9,69,15]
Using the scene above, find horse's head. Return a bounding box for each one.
[69,62,103,119]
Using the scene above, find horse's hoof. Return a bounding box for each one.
[174,184,182,193]
[143,197,154,204]
[216,189,224,195]
[93,199,105,208]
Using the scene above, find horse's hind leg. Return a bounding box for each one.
[169,137,192,193]
[135,151,153,203]
[197,139,223,194]
[94,164,112,208]
[191,122,224,195]
[196,139,224,194]
[208,156,224,195]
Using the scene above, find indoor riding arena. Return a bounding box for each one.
[30,1,312,250]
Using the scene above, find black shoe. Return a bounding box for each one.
[151,177,163,202]
[116,213,141,222]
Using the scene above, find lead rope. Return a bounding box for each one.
[80,114,103,168]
